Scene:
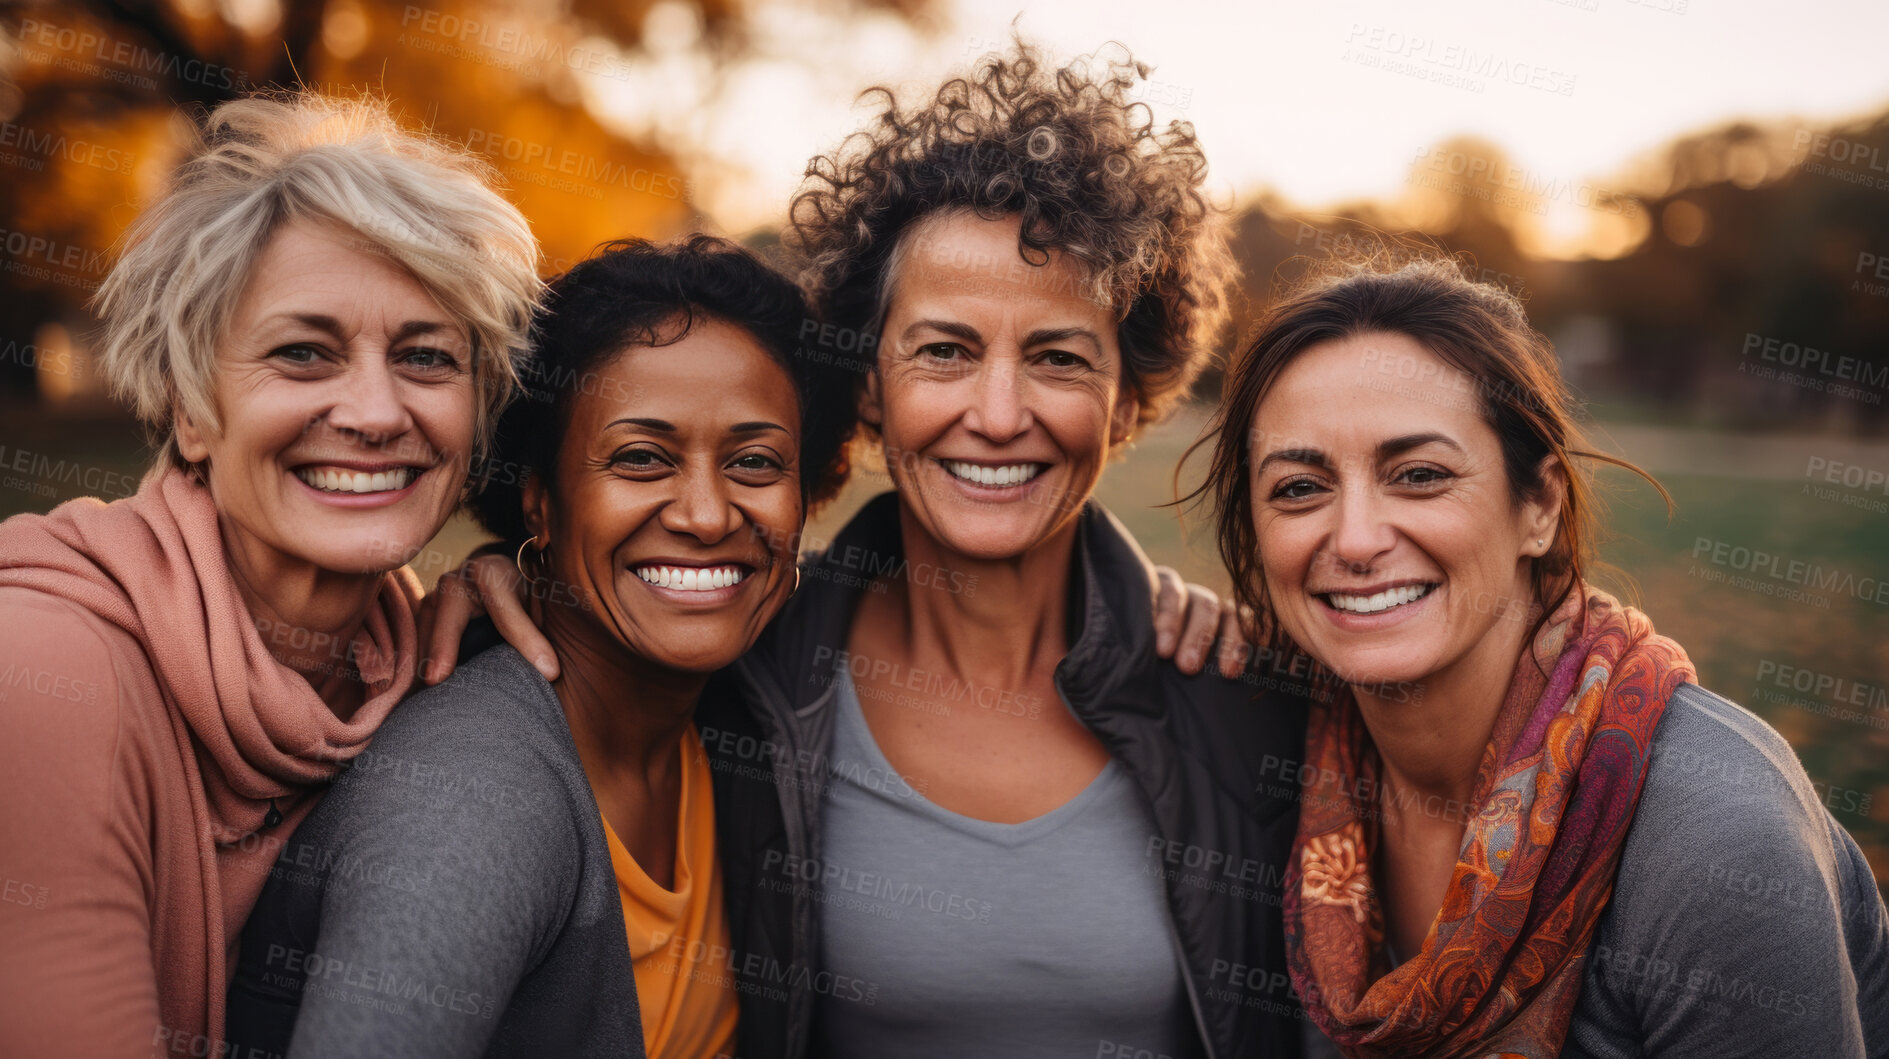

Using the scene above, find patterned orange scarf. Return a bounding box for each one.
[1284,585,1694,1057]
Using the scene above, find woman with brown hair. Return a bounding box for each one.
[1190,257,1889,1057]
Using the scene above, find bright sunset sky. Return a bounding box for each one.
[577,0,1889,245]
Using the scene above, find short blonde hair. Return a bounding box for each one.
[91,92,542,468]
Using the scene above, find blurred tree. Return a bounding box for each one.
[1222,116,1889,434]
[1572,114,1889,431]
[0,0,933,401]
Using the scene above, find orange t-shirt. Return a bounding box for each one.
[599,726,739,1059]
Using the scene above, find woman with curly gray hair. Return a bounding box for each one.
[746,38,1301,1058]
[744,39,1309,1059]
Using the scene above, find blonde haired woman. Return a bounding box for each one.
[0,93,539,1055]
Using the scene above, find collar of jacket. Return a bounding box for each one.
[720,491,1307,1059]
[741,490,1162,718]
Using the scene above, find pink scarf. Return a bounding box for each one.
[0,466,420,1043]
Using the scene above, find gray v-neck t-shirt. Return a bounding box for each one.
[808,672,1202,1059]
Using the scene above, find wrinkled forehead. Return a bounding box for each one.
[881,209,1114,323]
[1252,333,1491,452]
[229,220,463,340]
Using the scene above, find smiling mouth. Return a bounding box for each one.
[940,460,1047,488]
[633,564,750,592]
[295,466,421,494]
[1320,583,1437,615]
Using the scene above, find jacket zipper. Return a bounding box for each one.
[1161,889,1220,1059]
[735,663,816,1059]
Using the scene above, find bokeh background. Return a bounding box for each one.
[2,0,1885,880]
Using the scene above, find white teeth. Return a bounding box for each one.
[1325,584,1433,615]
[942,461,1044,487]
[296,467,416,494]
[633,565,747,592]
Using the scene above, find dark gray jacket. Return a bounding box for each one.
[224,646,644,1058]
[695,493,1313,1059]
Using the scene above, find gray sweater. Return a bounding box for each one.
[1564,682,1889,1057]
[1306,682,1889,1057]
[225,645,645,1058]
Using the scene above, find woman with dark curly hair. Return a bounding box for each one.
[426,39,1308,1059]
[746,39,1301,1058]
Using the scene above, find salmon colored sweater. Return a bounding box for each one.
[0,468,419,1057]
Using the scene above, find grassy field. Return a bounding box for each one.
[812,404,1889,880]
[7,401,1885,879]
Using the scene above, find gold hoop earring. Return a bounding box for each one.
[515,535,545,584]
